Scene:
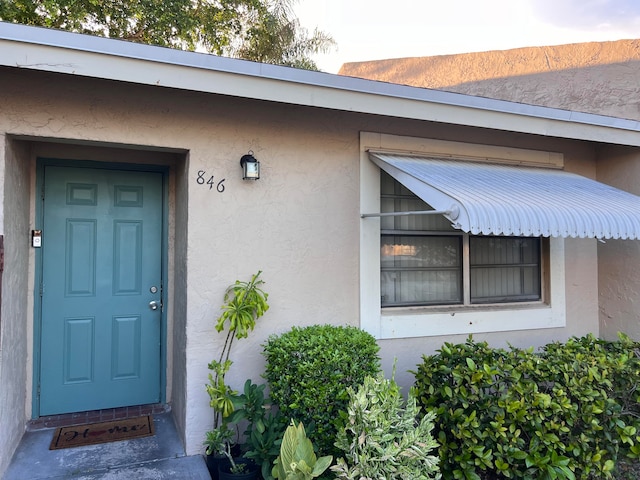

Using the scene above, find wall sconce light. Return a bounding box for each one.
[240,151,260,180]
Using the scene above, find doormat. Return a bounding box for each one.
[50,415,155,450]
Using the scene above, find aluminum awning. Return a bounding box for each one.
[369,152,640,239]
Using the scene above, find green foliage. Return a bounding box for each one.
[206,359,237,420]
[229,380,285,480]
[263,325,381,457]
[412,334,640,480]
[208,270,269,429]
[204,272,272,472]
[204,425,248,473]
[206,378,284,477]
[0,0,335,69]
[0,0,254,52]
[332,369,441,480]
[216,270,269,339]
[233,0,335,69]
[204,425,235,457]
[272,420,333,480]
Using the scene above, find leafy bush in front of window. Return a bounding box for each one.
[262,324,381,457]
[412,334,640,480]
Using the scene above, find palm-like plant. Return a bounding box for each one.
[206,270,269,430]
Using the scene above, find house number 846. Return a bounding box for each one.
[196,170,226,192]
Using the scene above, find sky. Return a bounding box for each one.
[293,0,640,73]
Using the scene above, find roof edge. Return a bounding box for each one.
[2,22,640,145]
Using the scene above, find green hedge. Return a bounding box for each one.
[412,334,640,480]
[262,324,381,456]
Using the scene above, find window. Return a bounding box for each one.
[380,171,543,308]
[469,237,540,304]
[359,132,567,339]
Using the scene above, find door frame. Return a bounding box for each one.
[32,157,169,418]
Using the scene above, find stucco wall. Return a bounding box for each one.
[0,65,609,462]
[596,145,640,339]
[172,155,190,447]
[0,136,31,475]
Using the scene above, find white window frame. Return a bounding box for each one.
[359,132,566,339]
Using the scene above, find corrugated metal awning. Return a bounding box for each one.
[369,152,640,239]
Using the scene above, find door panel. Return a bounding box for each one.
[39,165,163,415]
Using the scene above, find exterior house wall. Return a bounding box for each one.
[172,157,190,447]
[0,63,615,466]
[338,40,640,342]
[0,136,31,475]
[596,145,640,339]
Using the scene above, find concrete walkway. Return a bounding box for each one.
[3,413,210,479]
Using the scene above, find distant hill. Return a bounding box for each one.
[338,40,640,121]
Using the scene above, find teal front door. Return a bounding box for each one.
[38,165,163,415]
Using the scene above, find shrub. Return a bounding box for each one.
[332,369,440,479]
[412,334,640,480]
[263,324,381,456]
[540,334,640,461]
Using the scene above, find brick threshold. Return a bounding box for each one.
[27,403,171,431]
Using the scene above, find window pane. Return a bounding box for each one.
[381,235,462,306]
[469,237,541,303]
[381,170,413,196]
[380,172,544,308]
[380,172,454,231]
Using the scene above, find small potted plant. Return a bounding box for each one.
[231,380,285,480]
[204,424,258,479]
[204,271,269,479]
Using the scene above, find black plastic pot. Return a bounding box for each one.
[206,445,242,479]
[205,453,225,480]
[218,458,259,480]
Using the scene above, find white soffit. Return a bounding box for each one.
[370,152,640,239]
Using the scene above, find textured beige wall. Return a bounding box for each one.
[171,155,190,448]
[0,136,31,476]
[0,65,613,462]
[596,145,640,339]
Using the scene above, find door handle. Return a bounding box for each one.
[149,300,160,311]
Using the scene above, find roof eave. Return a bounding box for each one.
[2,22,640,146]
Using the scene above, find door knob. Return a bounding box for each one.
[149,300,160,311]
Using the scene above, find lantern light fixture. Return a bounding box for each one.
[240,151,260,180]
